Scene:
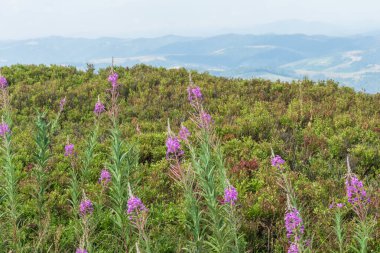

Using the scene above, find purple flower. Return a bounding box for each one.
[0,123,10,136]
[94,99,105,116]
[76,248,88,253]
[345,175,368,205]
[108,72,118,88]
[127,196,147,219]
[200,112,212,128]
[99,169,111,186]
[285,208,304,240]
[0,76,8,89]
[64,143,74,157]
[59,97,66,111]
[187,86,202,102]
[288,243,299,253]
[178,125,190,141]
[329,202,345,209]
[166,137,183,158]
[271,155,285,170]
[224,185,238,205]
[336,203,344,208]
[79,199,94,216]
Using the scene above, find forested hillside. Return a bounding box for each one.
[0,64,378,252]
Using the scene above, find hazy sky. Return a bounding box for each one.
[1,0,380,39]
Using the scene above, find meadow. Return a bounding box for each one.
[0,64,378,252]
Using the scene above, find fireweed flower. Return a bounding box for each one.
[0,123,10,136]
[99,169,111,186]
[178,125,190,141]
[108,72,119,88]
[200,111,212,128]
[64,143,74,157]
[224,185,238,205]
[187,86,202,102]
[336,203,344,208]
[59,97,66,111]
[94,99,105,116]
[166,137,184,158]
[0,76,8,89]
[285,208,304,240]
[345,175,369,205]
[79,199,94,216]
[271,155,285,170]
[76,248,88,253]
[330,202,345,209]
[127,196,147,219]
[288,243,299,253]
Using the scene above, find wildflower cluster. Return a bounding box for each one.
[108,72,118,88]
[0,76,8,89]
[98,169,111,187]
[178,125,190,141]
[79,199,94,216]
[64,143,75,157]
[60,97,66,111]
[0,122,10,136]
[94,98,105,116]
[271,155,285,170]
[173,80,243,252]
[285,208,304,240]
[166,124,191,183]
[107,72,120,119]
[288,242,299,253]
[224,185,238,205]
[187,86,202,102]
[200,111,212,129]
[345,175,369,205]
[165,136,184,158]
[127,196,147,220]
[127,196,147,215]
[329,202,345,209]
[127,193,150,251]
[344,173,371,223]
[271,154,309,252]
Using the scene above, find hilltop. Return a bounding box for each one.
[0,64,378,251]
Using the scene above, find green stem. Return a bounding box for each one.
[190,133,226,252]
[334,211,344,253]
[82,121,99,181]
[184,182,203,252]
[108,122,130,251]
[1,131,21,251]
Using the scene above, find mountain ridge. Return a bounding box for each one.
[1,34,380,93]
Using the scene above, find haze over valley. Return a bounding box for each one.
[2,31,380,92]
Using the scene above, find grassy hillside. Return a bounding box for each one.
[0,64,378,252]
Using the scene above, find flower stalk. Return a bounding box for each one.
[345,156,374,253]
[0,120,21,251]
[166,123,203,252]
[105,70,138,251]
[185,77,244,252]
[127,186,151,253]
[0,75,21,251]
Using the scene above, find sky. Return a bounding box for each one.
[1,0,380,39]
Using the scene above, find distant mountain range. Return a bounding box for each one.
[1,34,380,93]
